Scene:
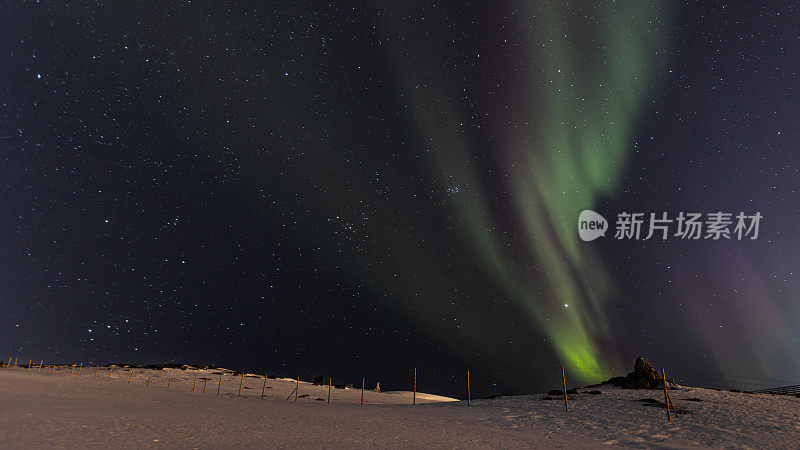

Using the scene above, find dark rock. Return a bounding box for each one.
[730,389,742,393]
[334,384,347,389]
[484,394,503,399]
[600,357,670,390]
[604,376,627,387]
[313,376,324,386]
[627,357,660,389]
[566,388,579,395]
[316,398,324,401]
[586,390,602,395]
[540,396,555,400]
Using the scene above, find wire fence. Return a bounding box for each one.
[324,367,800,400]
[3,357,799,401]
[353,367,627,400]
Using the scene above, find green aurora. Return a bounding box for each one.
[394,2,670,374]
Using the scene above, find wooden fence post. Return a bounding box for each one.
[295,377,299,402]
[238,373,244,397]
[70,364,75,376]
[37,361,43,374]
[192,378,197,392]
[328,378,331,403]
[147,376,151,387]
[51,364,55,375]
[108,366,113,382]
[662,368,679,418]
[261,374,267,399]
[128,370,134,384]
[77,363,82,378]
[217,373,222,395]
[561,366,569,412]
[361,378,365,405]
[413,368,417,405]
[94,365,99,380]
[668,391,679,418]
[27,360,32,373]
[467,369,471,407]
[203,379,207,394]
[662,368,671,422]
[167,379,171,389]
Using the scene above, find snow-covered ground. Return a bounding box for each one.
[1,365,799,448]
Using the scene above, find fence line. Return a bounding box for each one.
[2,357,798,403]
[751,384,800,396]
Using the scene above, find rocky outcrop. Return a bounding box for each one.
[599,357,672,389]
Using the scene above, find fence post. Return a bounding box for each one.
[285,386,297,402]
[667,391,676,416]
[217,373,222,395]
[667,391,679,418]
[561,366,569,412]
[128,370,134,384]
[413,368,417,405]
[108,366,113,382]
[238,373,244,397]
[77,363,82,378]
[94,366,98,381]
[361,378,365,405]
[147,376,151,387]
[261,374,267,399]
[28,360,32,373]
[168,379,171,389]
[203,379,207,394]
[295,377,299,402]
[51,364,55,375]
[662,368,671,422]
[467,369,471,407]
[37,361,43,374]
[70,364,75,376]
[662,369,679,418]
[192,378,197,392]
[328,378,331,403]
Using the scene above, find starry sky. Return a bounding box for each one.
[2,1,799,389]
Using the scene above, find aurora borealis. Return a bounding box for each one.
[391,1,671,370]
[2,1,799,390]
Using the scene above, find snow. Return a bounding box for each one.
[2,365,799,448]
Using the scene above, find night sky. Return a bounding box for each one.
[2,1,799,389]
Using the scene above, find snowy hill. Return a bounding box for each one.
[2,365,799,447]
